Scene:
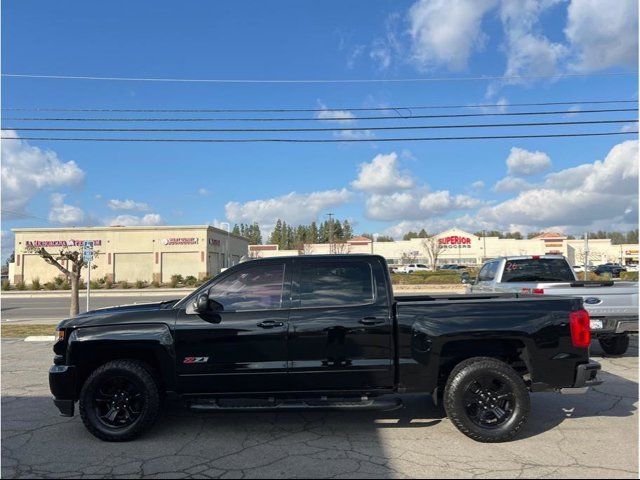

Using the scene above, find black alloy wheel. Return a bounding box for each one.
[462,374,514,429]
[93,375,145,429]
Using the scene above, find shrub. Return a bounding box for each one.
[44,282,57,290]
[621,271,639,282]
[151,280,161,288]
[15,281,27,291]
[53,276,65,287]
[1,279,10,291]
[104,278,114,289]
[31,278,41,290]
[61,280,70,290]
[425,274,460,284]
[184,275,198,286]
[89,280,102,289]
[118,281,130,289]
[135,280,145,289]
[169,275,182,288]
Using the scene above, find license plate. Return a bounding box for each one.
[590,320,604,330]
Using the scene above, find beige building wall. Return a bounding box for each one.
[249,227,639,267]
[10,225,249,285]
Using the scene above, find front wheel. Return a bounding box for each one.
[79,360,161,441]
[444,357,530,443]
[599,334,630,356]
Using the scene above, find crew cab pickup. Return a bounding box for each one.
[469,255,639,355]
[50,254,601,443]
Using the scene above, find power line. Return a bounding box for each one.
[4,119,636,133]
[3,108,635,122]
[1,210,51,223]
[2,72,635,84]
[2,99,637,113]
[2,131,636,143]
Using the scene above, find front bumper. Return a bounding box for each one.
[560,360,602,394]
[49,365,77,417]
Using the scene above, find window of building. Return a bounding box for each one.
[300,261,374,308]
[208,263,285,311]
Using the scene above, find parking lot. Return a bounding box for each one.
[1,337,637,479]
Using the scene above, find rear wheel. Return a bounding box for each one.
[598,334,630,356]
[79,360,160,441]
[444,357,529,443]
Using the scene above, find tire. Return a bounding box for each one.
[599,334,630,356]
[79,360,161,441]
[444,357,530,443]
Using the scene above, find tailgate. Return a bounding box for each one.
[543,282,638,318]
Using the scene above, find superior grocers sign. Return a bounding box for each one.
[438,236,472,249]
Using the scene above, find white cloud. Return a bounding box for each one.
[565,0,638,72]
[225,189,352,227]
[472,180,485,189]
[1,132,85,214]
[366,189,482,221]
[48,193,85,226]
[351,152,414,193]
[506,147,552,175]
[107,199,150,211]
[493,176,534,193]
[408,0,497,71]
[499,0,567,80]
[479,140,639,228]
[315,103,355,123]
[106,213,164,227]
[198,188,211,196]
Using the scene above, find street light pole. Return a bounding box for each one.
[220,222,231,268]
[326,213,334,254]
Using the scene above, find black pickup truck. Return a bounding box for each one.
[50,254,601,443]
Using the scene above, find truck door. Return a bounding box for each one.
[287,257,394,391]
[473,261,499,292]
[174,259,291,393]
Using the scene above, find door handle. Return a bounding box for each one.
[257,320,284,329]
[359,317,385,326]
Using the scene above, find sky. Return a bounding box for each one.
[1,0,639,259]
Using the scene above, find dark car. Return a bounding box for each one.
[594,264,627,277]
[50,254,600,443]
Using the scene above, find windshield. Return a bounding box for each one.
[501,258,575,283]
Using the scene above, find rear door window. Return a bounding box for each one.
[478,262,498,281]
[299,261,374,308]
[501,259,574,282]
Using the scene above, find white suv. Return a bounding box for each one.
[396,263,430,274]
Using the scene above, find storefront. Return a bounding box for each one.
[9,225,249,285]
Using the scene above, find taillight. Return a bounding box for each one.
[532,288,544,294]
[569,309,591,348]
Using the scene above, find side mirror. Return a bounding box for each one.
[193,293,210,313]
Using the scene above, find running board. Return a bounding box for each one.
[188,396,403,412]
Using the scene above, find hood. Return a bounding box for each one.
[58,300,178,329]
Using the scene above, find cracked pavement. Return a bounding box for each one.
[2,337,637,478]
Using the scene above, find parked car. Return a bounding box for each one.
[395,263,430,273]
[439,264,468,271]
[469,255,638,354]
[50,254,601,443]
[594,264,627,278]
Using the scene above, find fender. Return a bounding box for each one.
[67,323,176,392]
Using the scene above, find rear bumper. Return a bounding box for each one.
[49,365,77,417]
[591,316,638,335]
[560,361,602,394]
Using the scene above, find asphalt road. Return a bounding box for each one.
[1,295,185,324]
[1,338,637,478]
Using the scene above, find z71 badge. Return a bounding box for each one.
[183,356,209,364]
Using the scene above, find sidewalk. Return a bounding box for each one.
[1,284,467,299]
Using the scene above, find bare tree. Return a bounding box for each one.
[332,242,351,254]
[298,243,314,255]
[400,251,418,265]
[25,246,97,316]
[422,237,445,270]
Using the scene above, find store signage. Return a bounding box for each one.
[25,239,102,248]
[162,237,199,245]
[438,236,472,249]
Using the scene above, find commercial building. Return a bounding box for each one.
[9,225,249,285]
[249,228,639,267]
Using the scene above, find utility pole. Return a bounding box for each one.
[583,231,589,281]
[326,213,334,254]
